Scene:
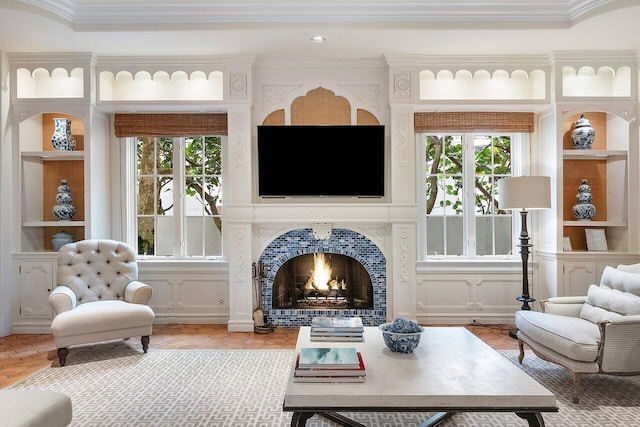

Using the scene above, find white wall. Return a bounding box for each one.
[0,51,12,336]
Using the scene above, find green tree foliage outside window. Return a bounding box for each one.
[137,136,222,257]
[425,134,512,256]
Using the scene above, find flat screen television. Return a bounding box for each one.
[257,125,385,197]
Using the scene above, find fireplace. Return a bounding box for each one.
[257,228,386,327]
[272,253,374,309]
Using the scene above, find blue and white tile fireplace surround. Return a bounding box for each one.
[258,228,386,327]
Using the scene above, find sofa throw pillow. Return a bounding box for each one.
[616,263,640,274]
[579,284,640,324]
[600,266,640,296]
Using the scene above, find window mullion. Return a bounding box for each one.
[174,137,185,257]
[463,135,476,257]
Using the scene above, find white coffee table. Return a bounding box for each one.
[283,326,557,426]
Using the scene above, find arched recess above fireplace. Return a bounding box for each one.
[262,86,380,125]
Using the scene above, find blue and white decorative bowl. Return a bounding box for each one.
[379,323,425,353]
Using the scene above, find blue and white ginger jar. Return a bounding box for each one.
[571,114,595,150]
[52,179,76,221]
[572,179,596,220]
[51,118,76,151]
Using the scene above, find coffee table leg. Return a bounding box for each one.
[319,412,367,427]
[515,412,545,427]
[418,411,456,427]
[290,412,315,427]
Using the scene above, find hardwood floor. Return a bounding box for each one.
[0,323,518,388]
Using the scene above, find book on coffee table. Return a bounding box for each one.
[294,351,366,382]
[310,334,364,342]
[295,352,366,376]
[293,375,366,383]
[310,316,364,332]
[298,347,360,369]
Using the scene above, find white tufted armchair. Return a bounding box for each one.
[49,239,155,366]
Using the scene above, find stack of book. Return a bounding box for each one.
[310,316,364,342]
[293,347,366,383]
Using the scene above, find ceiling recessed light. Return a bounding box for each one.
[310,35,327,43]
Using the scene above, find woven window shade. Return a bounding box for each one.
[414,112,534,133]
[114,113,228,137]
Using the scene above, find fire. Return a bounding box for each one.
[311,253,332,290]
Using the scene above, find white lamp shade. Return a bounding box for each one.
[498,176,551,210]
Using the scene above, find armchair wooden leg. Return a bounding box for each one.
[572,373,582,403]
[141,336,150,353]
[518,339,526,364]
[57,348,68,367]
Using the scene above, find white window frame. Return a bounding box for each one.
[120,135,225,260]
[417,132,529,262]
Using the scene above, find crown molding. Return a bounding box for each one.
[12,0,627,29]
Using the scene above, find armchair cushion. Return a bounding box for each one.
[51,300,154,349]
[515,310,600,362]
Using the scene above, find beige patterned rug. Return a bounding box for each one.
[7,348,640,426]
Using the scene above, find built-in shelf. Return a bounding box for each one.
[21,151,84,160]
[562,149,626,159]
[563,220,626,227]
[22,221,85,227]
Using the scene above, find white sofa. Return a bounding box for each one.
[49,239,155,366]
[515,264,640,403]
[0,390,72,427]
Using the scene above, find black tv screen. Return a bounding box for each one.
[257,125,385,197]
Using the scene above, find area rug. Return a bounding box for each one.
[7,348,640,426]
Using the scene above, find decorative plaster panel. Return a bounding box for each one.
[262,84,302,109]
[338,84,380,111]
[230,73,248,99]
[394,71,412,98]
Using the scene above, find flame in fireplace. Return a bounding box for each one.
[311,253,332,290]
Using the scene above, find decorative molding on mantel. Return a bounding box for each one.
[312,223,333,240]
[18,1,624,28]
[227,204,418,223]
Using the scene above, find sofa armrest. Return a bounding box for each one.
[599,315,640,373]
[125,280,153,304]
[48,286,77,316]
[542,296,587,317]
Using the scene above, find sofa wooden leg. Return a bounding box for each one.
[57,348,68,367]
[141,336,150,353]
[572,373,582,403]
[518,339,525,364]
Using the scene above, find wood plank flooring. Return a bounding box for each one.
[0,324,517,388]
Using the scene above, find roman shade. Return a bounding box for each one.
[114,113,228,137]
[414,112,534,133]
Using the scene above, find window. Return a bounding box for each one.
[420,133,522,258]
[135,135,223,258]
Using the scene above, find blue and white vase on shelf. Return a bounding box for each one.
[572,179,596,220]
[51,118,76,151]
[52,230,74,251]
[571,114,595,150]
[52,179,76,221]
